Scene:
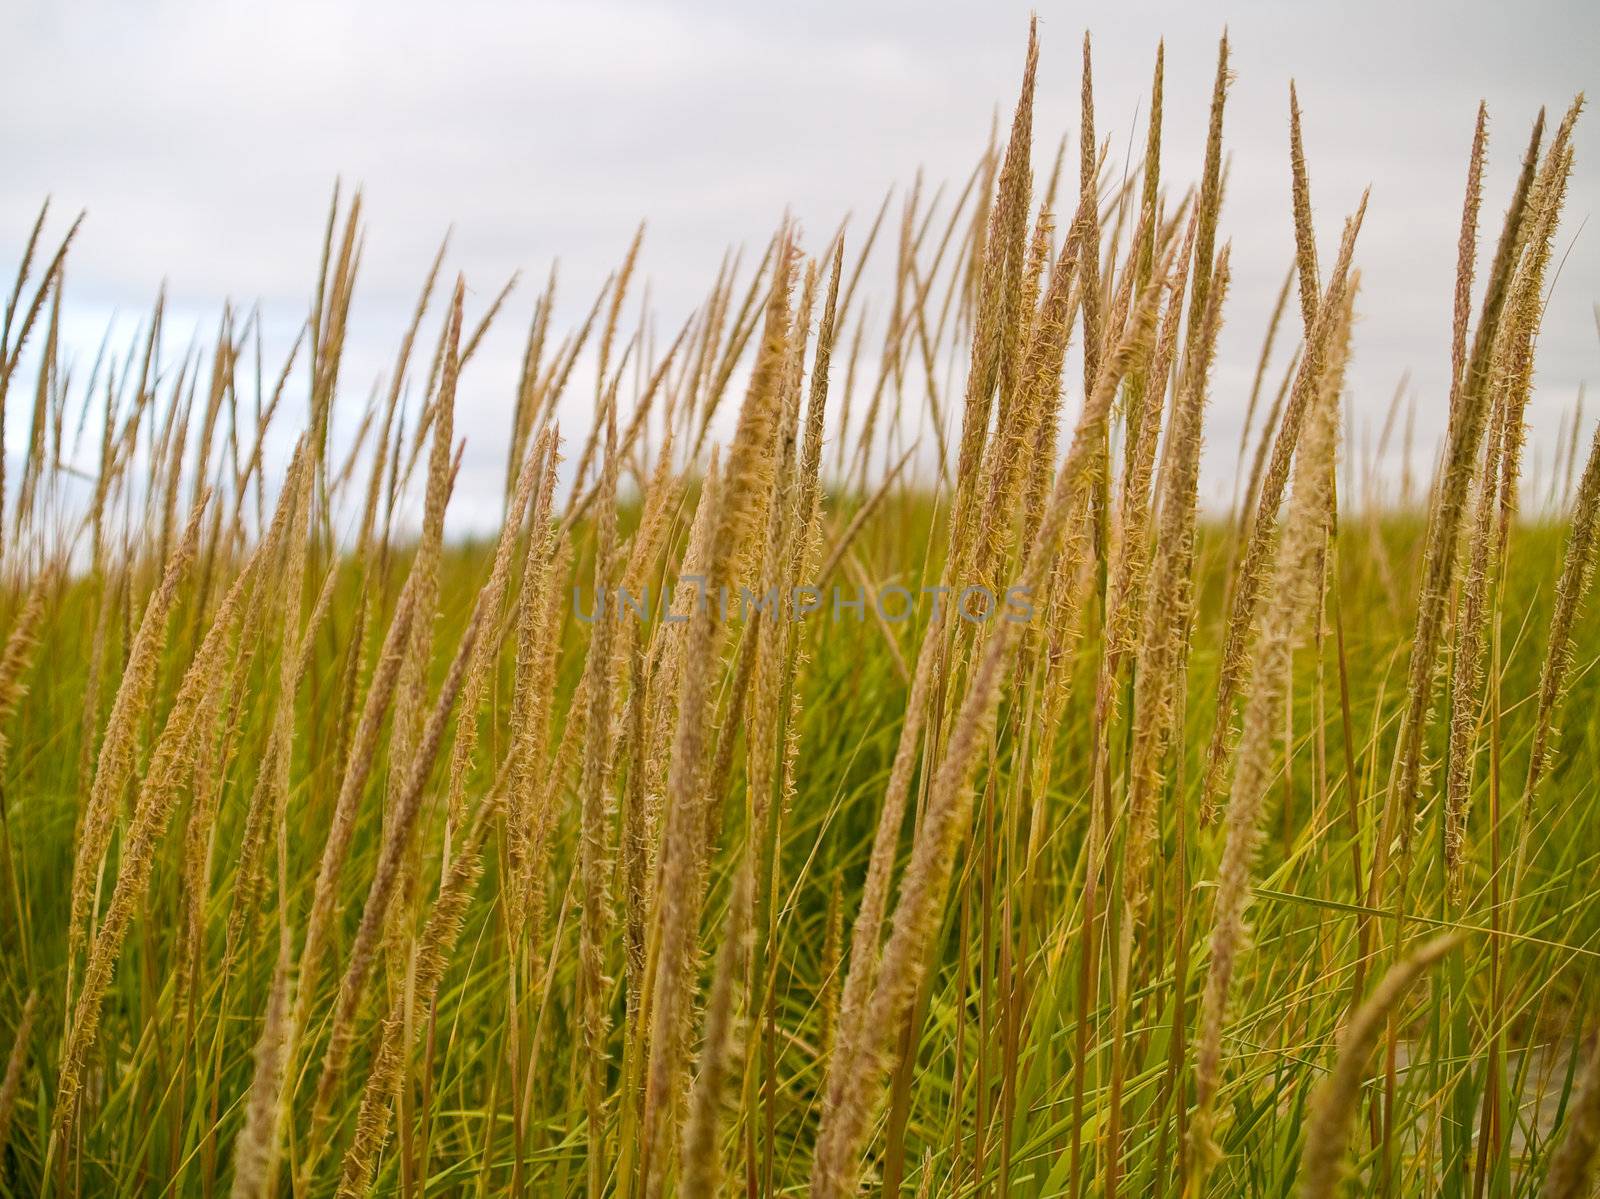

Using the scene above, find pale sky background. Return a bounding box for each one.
[3,0,1597,534]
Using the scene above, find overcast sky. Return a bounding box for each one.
[4,0,1597,532]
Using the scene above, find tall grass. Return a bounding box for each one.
[0,25,1597,1199]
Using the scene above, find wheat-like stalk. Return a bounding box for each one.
[577,389,621,1197]
[1189,277,1350,1186]
[0,567,51,774]
[1297,933,1463,1199]
[1201,194,1368,819]
[68,495,206,970]
[307,597,485,1150]
[0,991,38,1166]
[1542,1027,1600,1199]
[1523,418,1600,820]
[813,239,1175,1199]
[1123,223,1213,914]
[1380,101,1578,887]
[50,527,252,1170]
[332,796,497,1198]
[229,913,293,1199]
[678,860,753,1199]
[638,237,793,1199]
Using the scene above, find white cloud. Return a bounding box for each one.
[3,0,1597,531]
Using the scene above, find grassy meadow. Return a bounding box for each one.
[2,21,1600,1199]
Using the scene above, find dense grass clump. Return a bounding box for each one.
[1,21,1598,1198]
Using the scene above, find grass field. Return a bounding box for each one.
[2,22,1599,1199]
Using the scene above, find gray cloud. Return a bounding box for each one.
[4,0,1597,531]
